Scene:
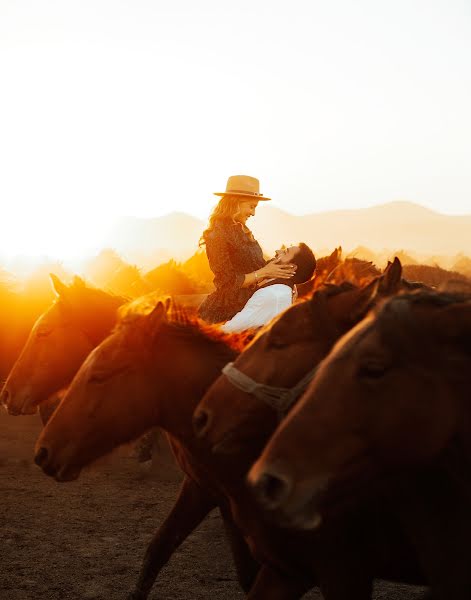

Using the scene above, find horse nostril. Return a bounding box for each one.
[0,388,9,408]
[35,447,49,468]
[251,471,291,509]
[193,409,211,438]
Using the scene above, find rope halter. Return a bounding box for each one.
[221,361,319,416]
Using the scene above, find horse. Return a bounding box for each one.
[0,274,126,417]
[0,273,167,456]
[192,258,404,454]
[0,274,261,596]
[247,290,471,599]
[34,303,259,599]
[35,263,424,599]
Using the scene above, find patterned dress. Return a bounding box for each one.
[198,218,267,324]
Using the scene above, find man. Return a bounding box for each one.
[221,243,316,333]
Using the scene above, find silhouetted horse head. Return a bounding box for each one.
[0,274,126,415]
[248,290,471,530]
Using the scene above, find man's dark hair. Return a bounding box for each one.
[292,243,316,284]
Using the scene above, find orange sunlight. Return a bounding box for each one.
[1,212,115,266]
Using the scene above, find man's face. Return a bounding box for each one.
[275,245,300,264]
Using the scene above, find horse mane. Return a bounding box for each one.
[298,280,357,304]
[117,290,164,319]
[385,289,471,312]
[316,281,357,298]
[165,303,256,352]
[375,290,471,354]
[57,278,128,311]
[173,283,359,353]
[116,283,359,354]
[52,280,129,345]
[117,295,256,353]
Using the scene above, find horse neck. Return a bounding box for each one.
[155,334,238,442]
[75,295,125,346]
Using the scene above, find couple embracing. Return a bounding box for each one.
[198,175,316,332]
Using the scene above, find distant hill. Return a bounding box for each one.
[251,201,471,256]
[102,202,471,265]
[104,212,204,269]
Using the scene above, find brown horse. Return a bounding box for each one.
[34,303,259,599]
[192,258,404,454]
[36,265,423,599]
[0,274,126,416]
[4,275,259,597]
[248,290,471,599]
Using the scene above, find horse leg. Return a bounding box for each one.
[246,565,313,600]
[219,504,260,592]
[127,475,217,600]
[133,430,156,463]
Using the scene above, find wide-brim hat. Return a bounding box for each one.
[214,175,271,201]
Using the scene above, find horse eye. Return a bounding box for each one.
[36,330,52,338]
[89,373,110,384]
[267,333,287,349]
[89,366,128,384]
[357,362,388,379]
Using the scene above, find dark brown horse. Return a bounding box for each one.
[248,290,471,599]
[36,264,423,599]
[192,258,404,454]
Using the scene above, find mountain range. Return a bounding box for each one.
[103,201,471,268]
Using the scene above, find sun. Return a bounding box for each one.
[0,211,113,266]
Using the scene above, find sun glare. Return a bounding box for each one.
[1,211,114,266]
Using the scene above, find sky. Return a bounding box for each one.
[0,0,470,259]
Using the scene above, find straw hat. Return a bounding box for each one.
[214,175,271,201]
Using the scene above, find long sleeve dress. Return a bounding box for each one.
[198,218,267,324]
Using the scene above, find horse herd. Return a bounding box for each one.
[1,258,470,600]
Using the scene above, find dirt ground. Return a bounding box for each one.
[0,410,427,600]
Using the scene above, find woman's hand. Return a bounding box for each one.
[258,258,297,280]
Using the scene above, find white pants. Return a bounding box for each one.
[221,284,293,333]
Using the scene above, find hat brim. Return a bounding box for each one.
[213,192,271,201]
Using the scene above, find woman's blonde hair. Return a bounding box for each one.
[200,195,253,246]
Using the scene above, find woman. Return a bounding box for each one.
[198,175,298,324]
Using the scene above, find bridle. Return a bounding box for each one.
[222,361,319,416]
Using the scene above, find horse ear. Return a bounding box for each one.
[73,276,86,288]
[50,273,69,298]
[327,248,339,262]
[378,257,402,296]
[164,296,172,312]
[146,301,168,337]
[347,278,380,323]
